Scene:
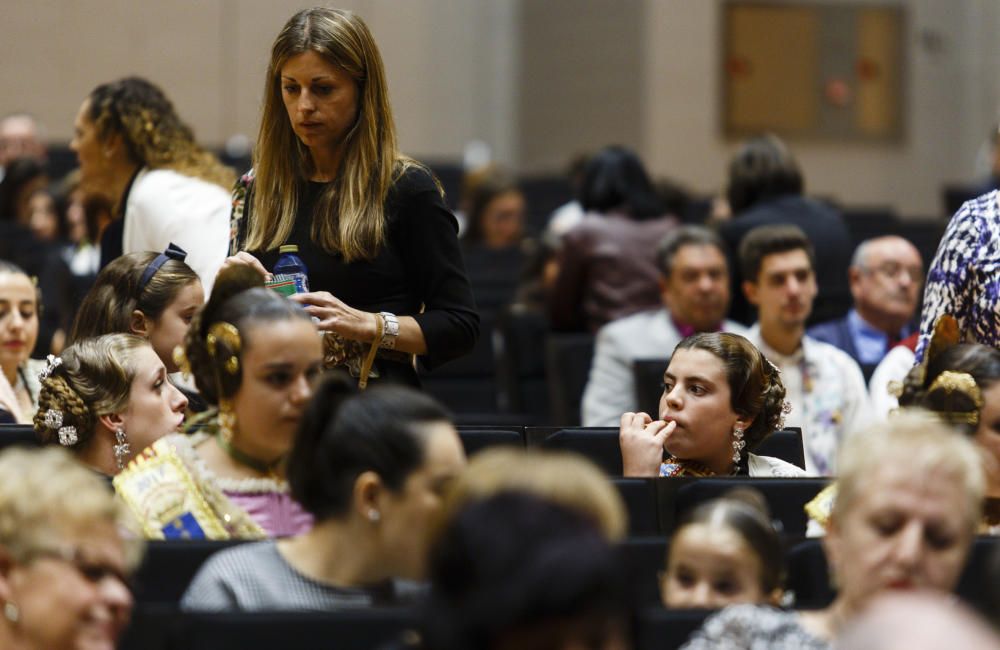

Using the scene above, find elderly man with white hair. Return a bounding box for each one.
[808,235,923,376]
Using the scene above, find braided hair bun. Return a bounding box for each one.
[33,334,147,450]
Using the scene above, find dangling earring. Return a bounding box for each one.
[113,427,131,470]
[3,600,18,623]
[731,424,746,465]
[218,399,236,443]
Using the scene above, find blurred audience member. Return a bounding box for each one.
[0,113,45,183]
[583,226,747,425]
[835,592,1000,650]
[0,446,141,650]
[25,187,63,243]
[181,374,465,611]
[548,145,676,332]
[34,334,187,478]
[113,266,322,539]
[867,340,917,419]
[809,236,923,376]
[0,158,48,225]
[444,446,627,541]
[423,492,632,650]
[461,167,528,312]
[544,152,591,239]
[71,77,233,292]
[740,225,871,476]
[662,490,784,609]
[916,191,1000,360]
[719,134,853,326]
[0,262,43,423]
[684,412,983,649]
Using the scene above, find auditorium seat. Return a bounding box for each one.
[0,424,42,451]
[635,606,712,650]
[611,477,659,536]
[182,609,421,650]
[132,540,245,605]
[455,427,525,456]
[534,426,621,474]
[618,537,667,606]
[664,477,830,538]
[545,333,595,426]
[495,308,551,423]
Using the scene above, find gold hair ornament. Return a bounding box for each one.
[206,322,241,376]
[927,370,983,425]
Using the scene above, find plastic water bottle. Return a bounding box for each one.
[270,244,310,297]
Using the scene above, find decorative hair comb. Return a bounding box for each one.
[38,355,62,381]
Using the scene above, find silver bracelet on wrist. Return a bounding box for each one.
[379,312,400,349]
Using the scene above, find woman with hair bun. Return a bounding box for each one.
[114,265,323,539]
[70,76,233,292]
[620,332,805,477]
[662,490,785,609]
[181,372,465,611]
[224,7,477,387]
[33,333,188,478]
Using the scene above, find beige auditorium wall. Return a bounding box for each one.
[642,0,1000,216]
[3,0,1000,215]
[0,0,518,163]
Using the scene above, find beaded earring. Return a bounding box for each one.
[731,424,746,465]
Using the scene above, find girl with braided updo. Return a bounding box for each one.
[114,265,323,539]
[620,332,805,477]
[70,76,233,292]
[33,333,188,477]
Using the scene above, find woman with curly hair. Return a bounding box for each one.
[225,8,477,387]
[33,333,188,477]
[70,76,233,292]
[619,332,806,477]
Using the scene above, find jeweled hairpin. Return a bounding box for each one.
[38,355,62,381]
[777,400,793,430]
[57,426,78,446]
[43,409,63,430]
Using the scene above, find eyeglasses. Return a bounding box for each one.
[862,262,924,283]
[26,545,134,593]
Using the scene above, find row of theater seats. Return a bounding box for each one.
[119,604,719,650]
[118,534,1000,650]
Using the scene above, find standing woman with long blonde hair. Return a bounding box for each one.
[227,7,478,387]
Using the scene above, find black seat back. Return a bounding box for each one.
[666,477,830,538]
[633,358,669,415]
[538,427,620,474]
[133,540,246,605]
[183,609,420,650]
[0,424,42,451]
[545,333,595,426]
[754,428,806,470]
[635,606,712,650]
[456,427,525,457]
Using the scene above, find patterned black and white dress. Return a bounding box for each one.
[681,604,829,650]
[916,191,1000,361]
